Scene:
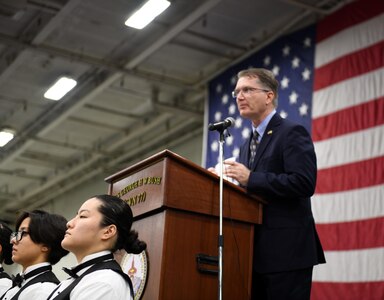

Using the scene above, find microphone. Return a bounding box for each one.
[208,117,235,131]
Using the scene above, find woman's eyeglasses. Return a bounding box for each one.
[10,230,29,242]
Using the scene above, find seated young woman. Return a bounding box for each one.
[1,210,68,300]
[47,194,146,300]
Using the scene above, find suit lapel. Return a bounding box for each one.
[250,113,282,169]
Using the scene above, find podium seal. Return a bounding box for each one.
[121,250,148,299]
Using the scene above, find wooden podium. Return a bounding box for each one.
[105,150,264,299]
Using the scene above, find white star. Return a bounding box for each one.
[289,91,298,104]
[302,68,311,81]
[232,147,240,158]
[226,135,234,146]
[291,57,300,69]
[231,75,237,85]
[280,76,290,89]
[235,116,243,128]
[299,103,309,116]
[304,37,311,48]
[228,103,237,115]
[216,84,222,93]
[282,45,290,56]
[272,65,280,76]
[222,94,229,105]
[263,55,271,66]
[211,140,219,152]
[280,110,288,119]
[214,111,222,122]
[242,127,251,139]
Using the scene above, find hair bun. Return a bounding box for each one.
[124,230,147,254]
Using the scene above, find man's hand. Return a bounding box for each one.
[223,160,251,186]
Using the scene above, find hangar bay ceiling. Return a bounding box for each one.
[0,0,348,221]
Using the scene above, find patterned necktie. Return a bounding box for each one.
[249,131,259,167]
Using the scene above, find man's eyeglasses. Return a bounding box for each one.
[10,230,29,242]
[232,87,270,98]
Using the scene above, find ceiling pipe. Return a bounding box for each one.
[2,113,172,210]
[0,33,193,88]
[281,0,350,15]
[2,115,201,213]
[0,0,221,169]
[125,0,222,69]
[281,0,329,14]
[0,123,204,222]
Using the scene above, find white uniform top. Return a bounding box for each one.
[1,262,58,300]
[50,251,133,300]
[0,264,12,298]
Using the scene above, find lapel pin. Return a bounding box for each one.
[267,130,273,135]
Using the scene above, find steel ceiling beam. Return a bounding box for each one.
[125,0,222,69]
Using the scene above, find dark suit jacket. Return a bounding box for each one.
[239,113,325,274]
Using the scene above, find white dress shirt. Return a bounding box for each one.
[50,251,133,300]
[0,264,12,298]
[1,262,58,300]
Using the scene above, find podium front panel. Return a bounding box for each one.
[105,150,263,299]
[132,208,254,299]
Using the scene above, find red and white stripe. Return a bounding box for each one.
[311,0,384,299]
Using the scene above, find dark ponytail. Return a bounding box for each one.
[94,194,147,254]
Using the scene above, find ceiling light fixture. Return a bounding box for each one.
[125,0,171,30]
[0,128,15,147]
[44,76,77,100]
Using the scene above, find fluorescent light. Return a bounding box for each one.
[125,0,170,29]
[44,76,77,100]
[0,128,15,147]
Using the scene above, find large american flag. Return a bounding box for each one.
[205,0,384,299]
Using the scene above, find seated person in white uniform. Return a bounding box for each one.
[47,194,147,300]
[0,222,13,298]
[1,210,68,300]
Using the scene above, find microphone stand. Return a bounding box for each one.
[208,118,234,300]
[217,128,226,300]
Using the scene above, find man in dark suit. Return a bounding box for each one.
[223,68,325,300]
